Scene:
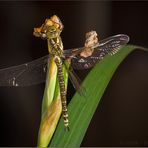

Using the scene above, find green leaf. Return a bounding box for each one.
[49,45,147,147]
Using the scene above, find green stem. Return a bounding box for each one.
[41,58,57,116]
[37,59,70,147]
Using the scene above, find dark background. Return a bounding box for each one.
[0,1,148,147]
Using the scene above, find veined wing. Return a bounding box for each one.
[0,46,81,87]
[0,34,129,87]
[68,34,129,70]
[0,55,49,86]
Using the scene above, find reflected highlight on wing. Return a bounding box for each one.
[71,34,129,70]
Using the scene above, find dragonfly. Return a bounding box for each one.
[0,15,129,130]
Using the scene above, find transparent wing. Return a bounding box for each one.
[0,34,129,86]
[0,55,49,86]
[69,34,129,70]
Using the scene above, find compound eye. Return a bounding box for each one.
[46,20,53,26]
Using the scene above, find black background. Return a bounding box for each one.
[0,1,148,147]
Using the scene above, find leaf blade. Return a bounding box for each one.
[50,45,143,147]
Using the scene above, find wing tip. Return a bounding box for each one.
[115,34,130,44]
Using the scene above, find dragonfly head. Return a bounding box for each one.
[33,15,63,39]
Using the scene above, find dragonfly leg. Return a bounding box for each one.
[64,63,87,96]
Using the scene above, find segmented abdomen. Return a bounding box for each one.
[54,56,69,129]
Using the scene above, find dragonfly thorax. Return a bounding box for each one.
[48,36,64,58]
